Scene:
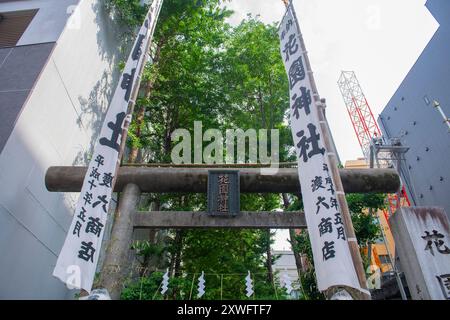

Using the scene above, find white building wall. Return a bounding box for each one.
[0,0,78,45]
[272,250,301,298]
[0,0,123,298]
[273,251,299,282]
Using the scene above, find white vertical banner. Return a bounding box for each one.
[53,0,164,292]
[279,3,362,293]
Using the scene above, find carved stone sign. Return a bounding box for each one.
[207,171,240,216]
[390,207,450,300]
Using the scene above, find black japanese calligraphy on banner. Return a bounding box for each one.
[283,34,299,62]
[53,0,164,293]
[279,3,361,293]
[132,34,145,61]
[121,68,136,102]
[291,86,311,118]
[289,56,306,89]
[99,112,126,152]
[296,123,325,162]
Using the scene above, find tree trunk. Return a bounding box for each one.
[128,38,165,163]
[173,231,184,276]
[170,229,184,300]
[266,230,274,285]
[289,229,305,273]
[138,200,161,277]
[268,74,274,130]
[258,86,266,129]
[128,104,146,163]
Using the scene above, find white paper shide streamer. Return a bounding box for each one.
[279,3,362,293]
[52,0,164,293]
[161,269,170,295]
[245,271,254,297]
[197,271,205,298]
[280,272,293,295]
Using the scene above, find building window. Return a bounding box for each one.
[379,254,391,265]
[0,9,38,48]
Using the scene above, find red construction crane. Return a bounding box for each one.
[337,71,382,158]
[337,71,410,218]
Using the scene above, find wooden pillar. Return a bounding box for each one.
[317,100,370,300]
[98,183,141,300]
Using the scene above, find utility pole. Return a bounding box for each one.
[368,146,408,300]
[282,0,370,300]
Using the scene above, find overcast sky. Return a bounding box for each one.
[222,0,439,250]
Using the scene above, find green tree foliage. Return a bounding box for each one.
[347,193,385,246]
[114,0,291,300]
[105,0,149,30]
[221,17,294,162]
[129,0,233,162]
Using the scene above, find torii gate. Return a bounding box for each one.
[45,165,400,299]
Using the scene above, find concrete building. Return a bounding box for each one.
[0,0,123,298]
[378,0,450,215]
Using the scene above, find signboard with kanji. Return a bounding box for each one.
[207,171,240,217]
[391,207,450,300]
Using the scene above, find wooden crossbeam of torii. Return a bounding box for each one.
[45,166,400,194]
[134,211,307,229]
